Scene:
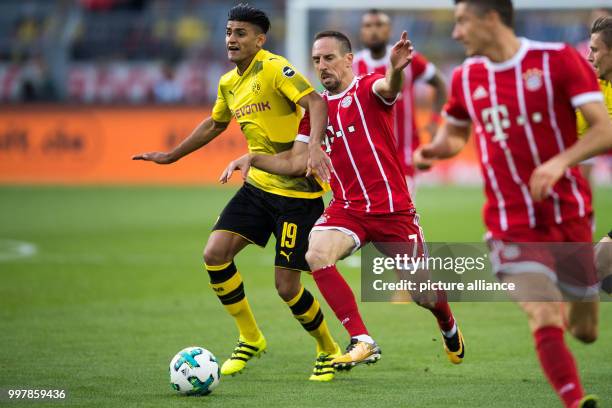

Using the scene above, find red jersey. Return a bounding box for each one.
[298,73,413,214]
[353,48,436,176]
[443,38,603,236]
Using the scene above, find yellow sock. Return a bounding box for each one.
[206,261,261,342]
[287,286,337,354]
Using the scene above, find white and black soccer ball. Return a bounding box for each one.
[169,346,220,395]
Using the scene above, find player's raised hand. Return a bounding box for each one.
[389,31,413,72]
[132,151,175,164]
[306,146,332,182]
[219,154,252,184]
[529,157,567,202]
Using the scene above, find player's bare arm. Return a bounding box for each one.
[297,91,332,182]
[529,101,612,201]
[373,31,413,99]
[414,122,471,170]
[428,70,448,114]
[133,118,229,164]
[425,70,448,136]
[219,141,309,183]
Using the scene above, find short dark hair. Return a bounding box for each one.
[592,16,612,49]
[227,3,270,34]
[314,30,352,54]
[454,0,514,28]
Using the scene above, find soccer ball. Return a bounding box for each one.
[169,346,220,395]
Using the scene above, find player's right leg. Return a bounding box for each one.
[500,272,592,408]
[204,184,274,376]
[204,231,266,376]
[306,226,380,370]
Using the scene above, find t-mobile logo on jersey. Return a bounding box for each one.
[481,105,511,142]
[323,124,356,153]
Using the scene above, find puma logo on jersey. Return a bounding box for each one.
[472,85,488,100]
[280,250,292,262]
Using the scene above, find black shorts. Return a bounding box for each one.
[213,183,324,272]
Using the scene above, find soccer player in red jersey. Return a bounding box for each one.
[354,9,447,197]
[222,30,464,370]
[414,1,612,407]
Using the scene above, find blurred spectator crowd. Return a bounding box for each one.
[0,0,597,104]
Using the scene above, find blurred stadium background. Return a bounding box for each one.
[1,0,610,185]
[1,1,611,407]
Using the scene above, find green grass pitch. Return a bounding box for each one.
[0,185,611,407]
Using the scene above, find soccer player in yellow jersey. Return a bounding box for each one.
[133,4,341,381]
[577,16,612,296]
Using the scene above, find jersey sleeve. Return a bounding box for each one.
[211,83,232,123]
[557,45,603,108]
[366,73,400,107]
[411,52,436,83]
[271,60,315,104]
[295,111,310,143]
[442,67,471,127]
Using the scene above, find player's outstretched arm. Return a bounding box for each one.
[374,31,413,99]
[133,117,229,164]
[219,141,309,184]
[529,101,612,201]
[414,122,470,170]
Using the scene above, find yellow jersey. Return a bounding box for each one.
[577,78,612,136]
[212,49,324,199]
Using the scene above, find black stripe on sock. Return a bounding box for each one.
[207,262,237,284]
[302,309,324,332]
[289,289,314,315]
[217,283,245,305]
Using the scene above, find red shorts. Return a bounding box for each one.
[486,217,598,297]
[311,202,426,257]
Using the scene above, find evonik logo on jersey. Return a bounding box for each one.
[234,101,272,119]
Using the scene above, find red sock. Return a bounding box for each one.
[425,290,455,332]
[534,326,584,408]
[312,264,368,337]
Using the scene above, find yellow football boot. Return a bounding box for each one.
[442,327,465,365]
[574,394,599,408]
[220,335,267,376]
[309,343,341,382]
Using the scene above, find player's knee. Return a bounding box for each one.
[569,324,598,344]
[275,280,299,302]
[524,303,563,329]
[305,247,333,271]
[203,243,232,266]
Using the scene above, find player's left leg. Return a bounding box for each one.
[374,211,464,364]
[275,267,340,381]
[273,196,340,381]
[566,301,598,344]
[594,233,612,294]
